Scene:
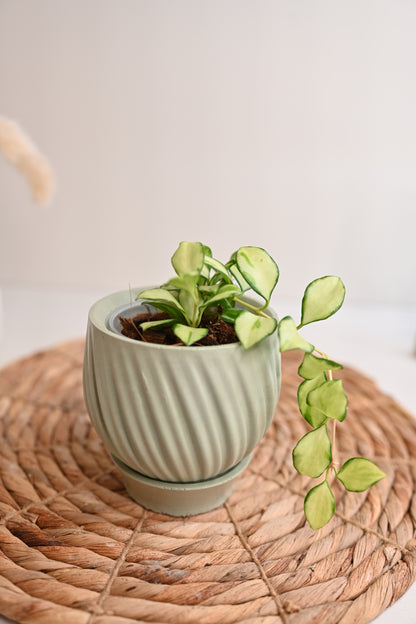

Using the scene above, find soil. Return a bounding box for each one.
[119,311,238,346]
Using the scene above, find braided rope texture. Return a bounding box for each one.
[0,341,415,624]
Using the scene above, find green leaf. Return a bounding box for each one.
[173,324,208,346]
[221,308,241,323]
[200,265,210,280]
[178,289,198,325]
[171,241,205,276]
[229,263,251,292]
[140,318,175,332]
[297,374,328,427]
[300,276,345,327]
[200,284,241,311]
[236,246,279,304]
[292,425,332,478]
[167,276,200,319]
[336,458,386,492]
[167,274,199,295]
[278,316,314,353]
[306,379,347,422]
[298,352,343,380]
[204,256,232,282]
[234,310,277,349]
[138,288,182,307]
[137,288,187,320]
[304,481,335,529]
[138,301,184,321]
[198,284,221,296]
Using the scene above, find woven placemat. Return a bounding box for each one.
[0,341,415,624]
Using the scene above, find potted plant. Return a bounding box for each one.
[83,242,385,527]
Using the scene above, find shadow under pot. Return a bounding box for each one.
[83,288,281,516]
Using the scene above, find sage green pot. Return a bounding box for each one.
[83,289,281,515]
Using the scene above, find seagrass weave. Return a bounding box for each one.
[0,340,415,624]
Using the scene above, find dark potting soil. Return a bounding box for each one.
[119,311,238,346]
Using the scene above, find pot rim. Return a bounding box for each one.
[88,288,278,352]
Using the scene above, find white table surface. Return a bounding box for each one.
[0,285,415,624]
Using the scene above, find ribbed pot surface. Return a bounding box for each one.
[83,289,281,483]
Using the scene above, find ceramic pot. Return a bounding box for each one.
[83,289,281,515]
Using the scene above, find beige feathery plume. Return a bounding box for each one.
[0,116,55,206]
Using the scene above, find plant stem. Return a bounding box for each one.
[314,347,333,380]
[315,346,337,470]
[315,345,337,463]
[234,297,270,318]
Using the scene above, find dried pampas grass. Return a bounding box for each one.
[0,115,55,206]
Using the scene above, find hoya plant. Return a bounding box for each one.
[137,241,385,529]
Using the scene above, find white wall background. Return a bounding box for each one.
[1,0,415,305]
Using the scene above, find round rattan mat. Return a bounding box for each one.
[0,341,415,624]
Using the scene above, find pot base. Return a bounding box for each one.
[111,454,251,516]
